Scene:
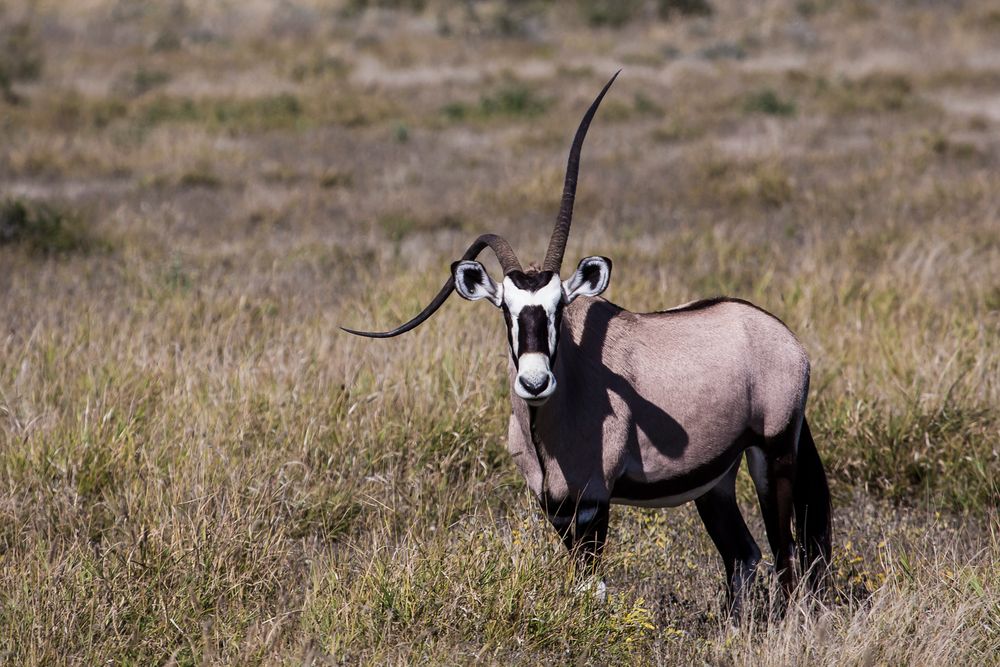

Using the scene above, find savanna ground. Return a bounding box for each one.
[1,0,998,664]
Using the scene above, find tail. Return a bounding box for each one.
[795,417,832,589]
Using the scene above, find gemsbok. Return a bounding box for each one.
[342,72,831,614]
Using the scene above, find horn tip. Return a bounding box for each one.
[340,326,380,338]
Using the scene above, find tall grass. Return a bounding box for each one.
[0,0,998,663]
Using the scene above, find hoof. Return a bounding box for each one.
[575,577,608,603]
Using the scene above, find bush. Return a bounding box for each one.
[113,66,171,98]
[442,83,549,123]
[344,0,427,14]
[139,93,304,131]
[817,73,916,114]
[0,199,94,255]
[658,0,713,18]
[743,89,797,116]
[0,17,44,103]
[577,0,642,27]
[479,83,548,117]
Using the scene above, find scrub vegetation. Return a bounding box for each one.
[0,0,997,664]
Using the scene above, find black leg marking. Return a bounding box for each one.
[794,417,832,592]
[541,497,610,576]
[695,454,762,618]
[748,425,800,601]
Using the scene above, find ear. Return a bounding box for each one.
[563,256,612,303]
[452,260,503,307]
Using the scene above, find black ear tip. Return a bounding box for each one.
[581,256,612,271]
[452,259,484,275]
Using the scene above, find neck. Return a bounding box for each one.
[512,339,574,455]
[512,296,622,450]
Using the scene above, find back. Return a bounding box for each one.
[559,296,809,442]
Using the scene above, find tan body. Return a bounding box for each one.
[507,297,810,510]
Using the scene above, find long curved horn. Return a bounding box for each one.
[541,70,620,273]
[340,234,521,338]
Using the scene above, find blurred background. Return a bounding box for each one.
[1,1,998,663]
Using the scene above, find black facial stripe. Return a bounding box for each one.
[550,299,565,364]
[501,303,516,365]
[517,305,549,356]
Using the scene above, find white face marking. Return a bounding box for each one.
[516,353,553,402]
[502,274,563,403]
[501,274,563,358]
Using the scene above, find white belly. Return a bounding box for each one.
[609,467,730,508]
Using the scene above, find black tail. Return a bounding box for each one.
[794,417,832,589]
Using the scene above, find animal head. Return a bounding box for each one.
[342,71,619,405]
[450,257,610,403]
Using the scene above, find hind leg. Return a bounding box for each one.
[695,453,762,617]
[795,417,832,590]
[747,419,801,598]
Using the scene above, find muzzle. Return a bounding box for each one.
[515,352,557,403]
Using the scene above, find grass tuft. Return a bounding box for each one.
[0,16,44,103]
[377,212,464,242]
[443,82,550,123]
[576,0,643,28]
[658,0,713,19]
[138,93,304,132]
[815,73,917,114]
[0,198,98,255]
[743,89,797,116]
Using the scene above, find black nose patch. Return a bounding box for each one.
[517,305,549,356]
[518,374,550,396]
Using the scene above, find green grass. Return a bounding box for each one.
[743,88,797,116]
[178,166,224,189]
[0,17,44,102]
[442,83,550,122]
[139,93,304,131]
[576,0,644,28]
[0,198,99,255]
[812,73,920,115]
[376,212,465,242]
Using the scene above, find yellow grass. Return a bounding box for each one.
[1,0,998,663]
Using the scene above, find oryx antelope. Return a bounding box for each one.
[343,72,831,613]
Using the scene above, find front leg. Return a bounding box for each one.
[543,498,610,576]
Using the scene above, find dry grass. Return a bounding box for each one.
[1,0,998,664]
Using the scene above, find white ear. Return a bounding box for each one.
[452,261,503,307]
[562,256,612,303]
